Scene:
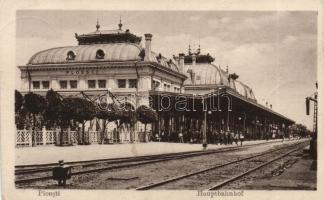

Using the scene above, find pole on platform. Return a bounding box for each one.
[227,108,230,131]
[203,110,207,148]
[243,113,246,134]
[202,97,208,148]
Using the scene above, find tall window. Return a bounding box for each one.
[98,80,106,88]
[42,81,49,89]
[32,81,40,89]
[59,81,67,89]
[117,79,126,88]
[70,80,78,89]
[128,79,137,88]
[88,80,96,88]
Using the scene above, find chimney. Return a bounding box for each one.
[192,72,196,84]
[144,33,152,61]
[192,53,196,66]
[178,53,185,73]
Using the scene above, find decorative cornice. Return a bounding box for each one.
[18,61,187,80]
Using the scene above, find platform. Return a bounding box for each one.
[15,139,303,166]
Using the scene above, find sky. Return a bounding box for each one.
[16,10,317,129]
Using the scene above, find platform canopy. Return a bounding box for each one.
[149,86,294,126]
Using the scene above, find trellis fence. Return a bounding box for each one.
[16,127,149,147]
[16,127,101,147]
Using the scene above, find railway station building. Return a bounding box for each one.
[17,20,294,145]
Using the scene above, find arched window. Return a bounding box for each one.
[66,51,76,60]
[96,49,105,59]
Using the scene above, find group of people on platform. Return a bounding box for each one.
[151,129,246,146]
[108,127,289,145]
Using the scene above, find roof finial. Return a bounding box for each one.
[96,18,100,31]
[188,44,192,55]
[118,16,123,30]
[226,65,229,73]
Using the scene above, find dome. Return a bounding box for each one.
[183,62,256,101]
[27,43,179,73]
[183,63,228,86]
[28,43,143,65]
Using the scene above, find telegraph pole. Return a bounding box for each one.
[306,82,317,170]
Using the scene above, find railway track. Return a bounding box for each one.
[136,141,308,190]
[15,139,307,185]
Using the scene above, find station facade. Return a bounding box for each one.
[18,20,294,144]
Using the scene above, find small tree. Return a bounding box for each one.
[118,102,137,142]
[15,90,26,129]
[63,98,96,145]
[24,92,46,146]
[136,105,158,135]
[96,102,120,143]
[44,89,66,145]
[15,90,23,113]
[44,89,64,127]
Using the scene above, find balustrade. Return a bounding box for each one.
[16,128,143,147]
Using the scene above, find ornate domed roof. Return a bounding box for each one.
[183,61,256,100]
[184,63,228,86]
[27,43,179,73]
[28,43,143,65]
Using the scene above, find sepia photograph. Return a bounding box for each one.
[13,10,318,191]
[0,1,322,199]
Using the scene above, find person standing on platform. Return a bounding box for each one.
[183,130,187,143]
[239,131,245,146]
[230,130,235,145]
[113,128,117,143]
[193,130,198,143]
[281,131,285,142]
[216,130,220,145]
[212,129,217,144]
[220,130,224,145]
[161,130,165,142]
[178,131,184,143]
[148,130,153,142]
[198,130,202,144]
[188,129,193,144]
[167,130,171,142]
[224,130,229,145]
[234,131,239,145]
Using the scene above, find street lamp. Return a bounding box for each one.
[203,109,212,148]
[202,94,212,149]
[238,112,246,133]
[241,113,246,134]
